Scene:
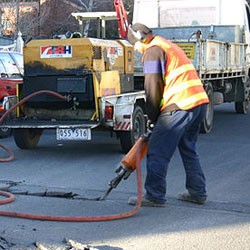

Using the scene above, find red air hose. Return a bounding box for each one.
[0,90,143,221]
[0,90,69,126]
[0,144,14,162]
[0,140,143,221]
[0,90,68,162]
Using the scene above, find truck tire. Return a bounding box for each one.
[235,100,249,114]
[200,83,214,134]
[235,78,250,114]
[14,128,43,149]
[119,105,146,153]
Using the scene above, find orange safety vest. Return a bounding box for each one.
[146,36,209,111]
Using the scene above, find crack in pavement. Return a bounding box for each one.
[1,181,250,216]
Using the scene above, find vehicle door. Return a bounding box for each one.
[0,53,23,101]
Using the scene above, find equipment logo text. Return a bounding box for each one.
[40,46,72,58]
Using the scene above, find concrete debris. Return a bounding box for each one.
[35,242,64,250]
[35,242,49,250]
[65,239,99,250]
[0,180,20,192]
[0,236,15,249]
[34,240,99,250]
[0,185,11,191]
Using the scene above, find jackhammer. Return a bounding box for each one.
[98,130,151,201]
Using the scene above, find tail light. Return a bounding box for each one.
[105,106,113,121]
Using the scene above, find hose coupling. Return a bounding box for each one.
[65,95,72,102]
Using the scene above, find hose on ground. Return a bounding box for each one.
[0,90,143,221]
[0,138,143,221]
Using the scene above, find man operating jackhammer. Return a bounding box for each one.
[127,23,209,207]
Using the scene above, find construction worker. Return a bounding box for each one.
[127,23,209,207]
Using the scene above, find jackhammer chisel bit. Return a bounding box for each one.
[97,165,132,201]
[98,131,151,201]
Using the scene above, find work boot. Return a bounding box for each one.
[178,193,207,205]
[128,196,166,207]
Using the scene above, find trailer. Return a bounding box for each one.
[1,11,147,153]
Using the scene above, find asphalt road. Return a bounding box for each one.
[0,103,250,250]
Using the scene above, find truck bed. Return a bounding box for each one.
[134,25,246,78]
[153,25,244,43]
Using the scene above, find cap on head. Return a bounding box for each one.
[128,23,152,45]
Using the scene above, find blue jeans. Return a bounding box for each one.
[144,104,207,204]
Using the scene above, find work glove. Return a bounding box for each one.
[143,119,155,140]
[146,119,155,132]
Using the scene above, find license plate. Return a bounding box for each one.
[56,128,91,140]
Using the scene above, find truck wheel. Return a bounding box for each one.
[14,129,43,149]
[200,83,214,133]
[119,105,146,153]
[235,100,249,114]
[0,128,12,138]
[235,78,250,114]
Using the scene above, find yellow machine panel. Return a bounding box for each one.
[22,36,134,122]
[24,37,134,94]
[117,39,134,75]
[24,38,93,73]
[99,71,121,96]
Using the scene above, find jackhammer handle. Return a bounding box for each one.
[121,135,148,171]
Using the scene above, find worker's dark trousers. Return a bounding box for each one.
[145,104,207,204]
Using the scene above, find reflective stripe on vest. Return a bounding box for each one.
[166,64,196,85]
[147,36,209,110]
[161,79,202,106]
